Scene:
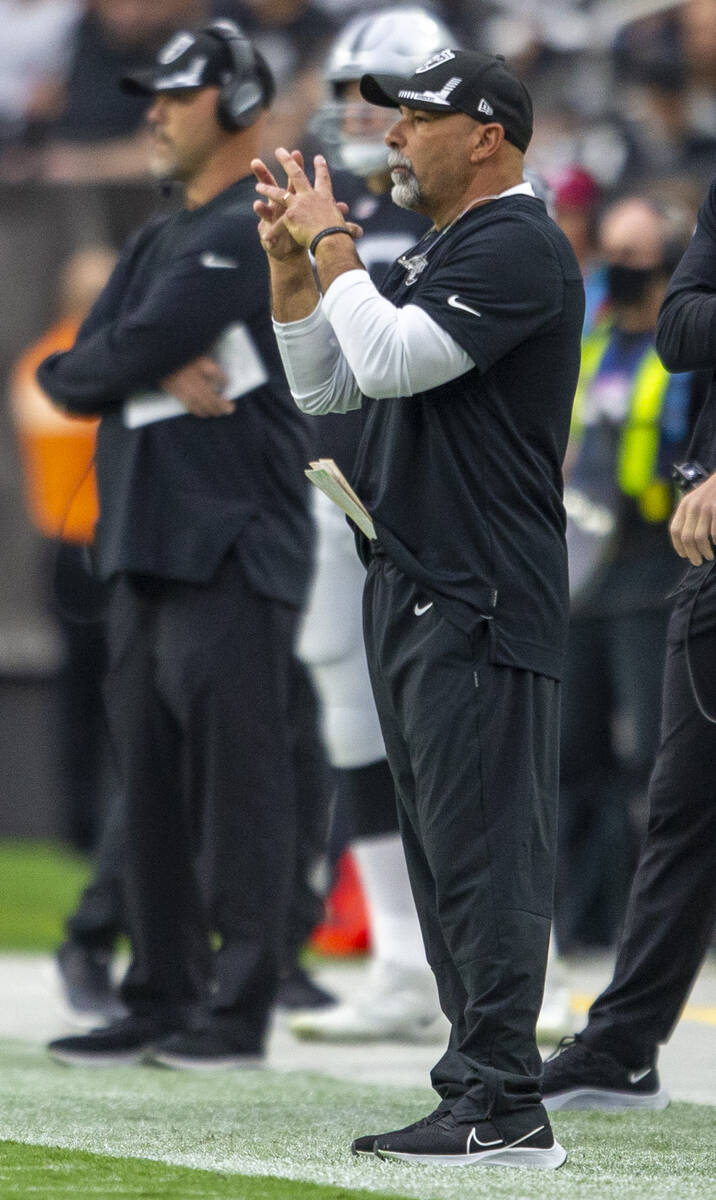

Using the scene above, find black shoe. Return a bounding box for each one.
[55,941,127,1026]
[48,1015,173,1066]
[275,965,336,1011]
[351,1105,450,1156]
[542,1035,670,1111]
[371,1107,566,1169]
[151,1027,264,1070]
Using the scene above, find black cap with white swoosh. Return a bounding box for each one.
[360,49,533,153]
[120,29,234,96]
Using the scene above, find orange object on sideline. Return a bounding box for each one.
[11,319,98,543]
[309,849,371,956]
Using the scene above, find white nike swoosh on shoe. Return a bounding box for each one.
[447,294,481,317]
[200,252,238,269]
[628,1068,652,1084]
[467,1128,503,1152]
[413,601,433,616]
[507,1124,546,1147]
[467,1124,545,1154]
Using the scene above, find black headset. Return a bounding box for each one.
[202,19,271,131]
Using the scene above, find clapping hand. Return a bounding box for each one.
[252,149,361,258]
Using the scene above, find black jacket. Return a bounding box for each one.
[38,176,313,606]
[657,175,716,471]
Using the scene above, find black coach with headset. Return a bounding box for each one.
[40,21,314,1067]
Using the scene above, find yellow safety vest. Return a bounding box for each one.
[571,322,674,523]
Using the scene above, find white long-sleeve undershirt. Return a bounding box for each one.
[272,182,536,413]
[273,270,474,413]
[274,296,362,415]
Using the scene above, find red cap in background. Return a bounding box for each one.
[549,165,600,211]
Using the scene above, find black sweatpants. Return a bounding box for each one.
[582,601,716,1067]
[66,658,329,975]
[363,556,560,1120]
[103,554,297,1048]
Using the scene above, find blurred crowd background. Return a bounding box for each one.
[0,0,713,955]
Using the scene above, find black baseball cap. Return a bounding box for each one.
[360,48,533,153]
[120,28,236,96]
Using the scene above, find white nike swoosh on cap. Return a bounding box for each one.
[200,252,239,269]
[447,294,481,317]
[155,55,207,90]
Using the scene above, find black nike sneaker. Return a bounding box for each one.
[542,1036,670,1111]
[351,1104,451,1156]
[48,1015,175,1066]
[370,1106,566,1168]
[150,1026,264,1070]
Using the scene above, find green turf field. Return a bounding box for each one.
[1,840,714,1200]
[1,1038,714,1200]
[0,839,90,950]
[0,1140,400,1200]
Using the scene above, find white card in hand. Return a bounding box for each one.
[213,322,268,399]
[123,323,268,428]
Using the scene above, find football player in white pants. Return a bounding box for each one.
[291,6,457,1044]
[296,492,446,1040]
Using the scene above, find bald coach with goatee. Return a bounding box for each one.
[253,48,584,1167]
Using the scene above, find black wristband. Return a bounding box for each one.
[309,226,353,256]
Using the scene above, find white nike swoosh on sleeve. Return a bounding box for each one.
[447,294,481,317]
[200,252,239,269]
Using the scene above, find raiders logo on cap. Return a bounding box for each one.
[159,32,196,65]
[415,48,456,74]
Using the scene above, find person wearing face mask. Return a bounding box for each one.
[555,194,706,956]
